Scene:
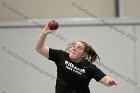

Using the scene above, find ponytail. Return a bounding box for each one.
[85,44,100,63]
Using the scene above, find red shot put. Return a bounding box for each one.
[48,20,59,30]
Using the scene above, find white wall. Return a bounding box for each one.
[0,18,140,93]
[0,0,116,21]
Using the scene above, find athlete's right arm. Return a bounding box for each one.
[35,24,55,59]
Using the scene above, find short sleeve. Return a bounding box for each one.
[90,64,106,82]
[49,48,64,62]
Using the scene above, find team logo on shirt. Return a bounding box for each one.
[65,61,85,75]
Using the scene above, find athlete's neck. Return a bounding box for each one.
[70,59,82,63]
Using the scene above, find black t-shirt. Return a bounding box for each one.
[49,48,106,93]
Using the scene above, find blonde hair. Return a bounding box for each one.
[65,41,100,63]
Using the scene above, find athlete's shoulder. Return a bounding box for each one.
[84,60,96,66]
[84,60,102,71]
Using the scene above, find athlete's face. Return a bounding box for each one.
[69,41,87,63]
